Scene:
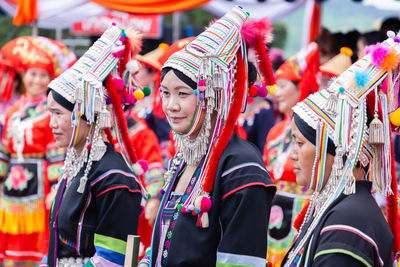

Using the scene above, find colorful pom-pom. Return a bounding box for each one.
[339,86,345,93]
[395,36,400,43]
[257,85,268,98]
[133,90,145,100]
[194,89,198,95]
[87,144,92,151]
[198,85,206,92]
[177,204,183,211]
[181,207,187,213]
[126,60,140,74]
[194,208,200,214]
[105,97,111,105]
[137,159,149,173]
[354,71,369,88]
[198,79,206,86]
[112,78,125,92]
[249,85,258,97]
[267,84,278,96]
[112,47,125,59]
[370,43,391,67]
[112,22,116,26]
[192,210,197,216]
[390,108,400,127]
[199,93,205,101]
[340,47,353,56]
[125,94,136,104]
[387,31,396,39]
[147,194,151,199]
[143,86,151,96]
[200,197,212,212]
[160,189,165,195]
[381,51,400,71]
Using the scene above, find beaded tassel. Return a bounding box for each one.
[369,90,384,144]
[77,176,88,193]
[324,92,338,116]
[212,72,223,91]
[98,107,112,129]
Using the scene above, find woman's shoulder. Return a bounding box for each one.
[216,134,274,193]
[315,182,393,266]
[89,143,141,191]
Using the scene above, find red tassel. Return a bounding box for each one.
[387,138,400,253]
[203,49,246,193]
[105,74,138,163]
[103,127,116,145]
[254,37,276,87]
[293,200,310,232]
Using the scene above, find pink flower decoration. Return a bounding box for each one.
[270,205,284,227]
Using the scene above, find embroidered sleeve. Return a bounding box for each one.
[89,171,142,266]
[45,141,65,185]
[216,186,274,267]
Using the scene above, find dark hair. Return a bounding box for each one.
[160,67,197,90]
[248,61,257,87]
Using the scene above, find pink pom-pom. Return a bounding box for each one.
[200,196,212,212]
[119,36,126,43]
[198,79,206,86]
[181,207,187,213]
[198,85,206,92]
[112,78,125,92]
[137,159,149,173]
[112,48,125,58]
[370,43,391,67]
[125,94,136,104]
[257,85,268,98]
[112,22,116,26]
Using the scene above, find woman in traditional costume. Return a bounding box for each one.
[0,36,75,266]
[44,25,146,267]
[281,32,400,266]
[264,42,319,266]
[138,6,276,267]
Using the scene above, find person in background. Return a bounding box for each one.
[0,58,24,139]
[44,24,145,267]
[264,42,319,266]
[0,36,75,266]
[139,6,276,267]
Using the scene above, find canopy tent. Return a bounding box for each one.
[0,0,209,27]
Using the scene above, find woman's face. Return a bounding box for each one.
[290,120,334,189]
[48,91,91,152]
[23,68,51,99]
[275,78,300,116]
[161,70,197,134]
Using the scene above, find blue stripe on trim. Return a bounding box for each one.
[95,246,125,265]
[216,252,266,267]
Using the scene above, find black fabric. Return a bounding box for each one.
[48,89,75,112]
[293,113,336,156]
[47,143,142,267]
[161,67,197,90]
[281,181,393,267]
[150,134,276,266]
